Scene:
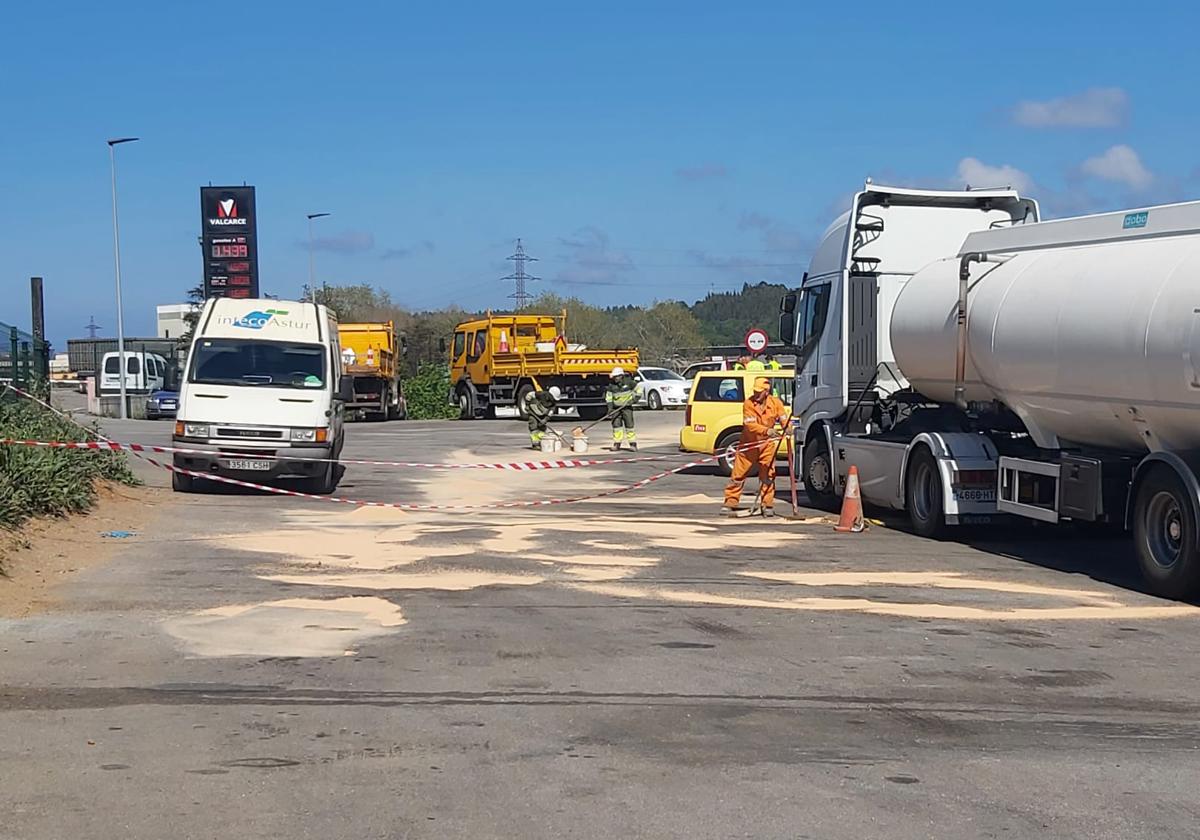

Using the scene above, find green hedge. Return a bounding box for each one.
[0,395,138,532]
[403,364,460,420]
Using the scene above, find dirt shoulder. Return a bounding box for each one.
[0,482,164,618]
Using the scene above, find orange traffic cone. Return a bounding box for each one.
[499,330,510,353]
[834,465,865,533]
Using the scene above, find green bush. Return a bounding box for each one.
[402,363,459,420]
[0,395,138,533]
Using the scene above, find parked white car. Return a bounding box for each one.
[634,366,690,410]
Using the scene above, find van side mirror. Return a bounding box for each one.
[438,337,447,354]
[335,378,354,402]
[778,293,798,346]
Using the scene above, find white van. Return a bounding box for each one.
[100,350,169,394]
[172,298,349,494]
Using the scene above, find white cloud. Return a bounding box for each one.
[955,157,1035,194]
[1080,144,1153,191]
[1012,87,1129,128]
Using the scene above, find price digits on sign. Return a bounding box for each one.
[212,244,249,258]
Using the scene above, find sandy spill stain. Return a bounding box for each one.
[569,577,1200,621]
[262,569,544,592]
[164,596,406,657]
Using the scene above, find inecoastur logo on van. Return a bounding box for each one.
[221,309,312,331]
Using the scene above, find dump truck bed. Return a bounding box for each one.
[338,322,397,379]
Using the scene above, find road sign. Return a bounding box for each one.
[744,328,769,354]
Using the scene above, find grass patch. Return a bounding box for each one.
[0,394,138,552]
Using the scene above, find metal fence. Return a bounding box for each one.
[0,320,49,390]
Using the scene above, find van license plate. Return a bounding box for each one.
[224,459,272,471]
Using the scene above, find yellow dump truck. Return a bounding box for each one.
[338,322,405,420]
[448,311,638,420]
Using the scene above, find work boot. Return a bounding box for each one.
[629,442,638,451]
[611,442,622,451]
[719,506,739,517]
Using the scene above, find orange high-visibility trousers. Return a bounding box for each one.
[724,438,777,508]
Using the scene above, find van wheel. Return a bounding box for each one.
[171,471,195,493]
[303,460,337,495]
[715,431,749,478]
[802,434,839,512]
[457,385,476,420]
[905,447,945,538]
[1134,465,1200,600]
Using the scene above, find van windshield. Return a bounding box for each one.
[188,339,327,389]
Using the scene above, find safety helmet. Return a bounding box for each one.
[610,367,625,378]
[548,386,562,400]
[752,376,772,393]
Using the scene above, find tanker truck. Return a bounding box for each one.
[781,182,1200,599]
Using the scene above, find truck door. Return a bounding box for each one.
[449,329,467,380]
[792,282,832,419]
[465,328,488,384]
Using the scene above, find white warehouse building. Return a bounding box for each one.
[156,303,199,340]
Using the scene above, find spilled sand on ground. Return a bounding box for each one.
[164,596,406,657]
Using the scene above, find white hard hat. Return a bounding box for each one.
[548,386,562,400]
[610,366,625,378]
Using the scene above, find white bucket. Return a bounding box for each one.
[572,437,588,454]
[540,437,561,453]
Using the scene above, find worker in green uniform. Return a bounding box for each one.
[745,356,766,371]
[524,386,561,449]
[765,354,783,370]
[605,367,639,451]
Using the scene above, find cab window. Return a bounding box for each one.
[469,330,486,361]
[693,376,743,402]
[452,331,466,360]
[796,284,832,365]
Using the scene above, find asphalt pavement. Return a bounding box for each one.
[4,406,1200,839]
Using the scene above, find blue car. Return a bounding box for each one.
[145,389,179,420]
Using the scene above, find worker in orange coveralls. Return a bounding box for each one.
[721,376,790,517]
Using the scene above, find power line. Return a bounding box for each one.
[501,239,540,309]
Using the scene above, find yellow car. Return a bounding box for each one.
[679,370,795,475]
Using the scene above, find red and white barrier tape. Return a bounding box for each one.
[0,437,692,471]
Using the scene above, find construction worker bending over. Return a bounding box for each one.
[722,377,789,517]
[605,367,639,451]
[524,386,561,449]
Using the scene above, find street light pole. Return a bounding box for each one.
[107,136,139,420]
[307,212,330,302]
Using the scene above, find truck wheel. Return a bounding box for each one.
[1134,466,1200,600]
[516,384,535,420]
[457,385,476,420]
[647,390,663,411]
[905,447,946,539]
[802,434,840,512]
[171,471,195,493]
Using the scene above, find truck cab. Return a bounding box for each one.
[172,298,350,494]
[780,183,1038,512]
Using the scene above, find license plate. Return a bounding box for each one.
[223,459,272,471]
[952,488,996,503]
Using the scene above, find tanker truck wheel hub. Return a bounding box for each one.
[1147,491,1184,570]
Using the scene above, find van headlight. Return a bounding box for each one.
[290,427,329,443]
[177,422,209,439]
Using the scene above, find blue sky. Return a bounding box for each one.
[2,0,1195,347]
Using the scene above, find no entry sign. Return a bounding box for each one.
[744,328,769,354]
